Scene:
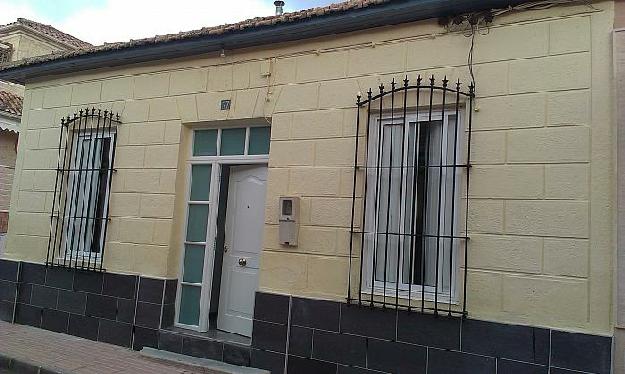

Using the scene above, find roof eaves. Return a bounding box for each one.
[0,0,532,84]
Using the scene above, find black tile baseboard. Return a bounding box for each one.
[251,291,614,374]
[0,260,177,354]
[0,261,614,374]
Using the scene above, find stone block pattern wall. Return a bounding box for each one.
[0,259,177,351]
[251,292,612,374]
[4,2,615,335]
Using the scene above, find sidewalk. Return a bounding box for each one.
[0,321,220,373]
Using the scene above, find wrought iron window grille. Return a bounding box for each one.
[46,108,121,272]
[347,76,475,317]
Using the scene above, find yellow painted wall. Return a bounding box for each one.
[0,30,66,62]
[3,1,615,334]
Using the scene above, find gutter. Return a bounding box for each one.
[0,0,529,84]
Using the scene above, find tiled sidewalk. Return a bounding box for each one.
[0,321,220,373]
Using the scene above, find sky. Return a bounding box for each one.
[0,0,335,45]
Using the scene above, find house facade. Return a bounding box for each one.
[0,1,618,373]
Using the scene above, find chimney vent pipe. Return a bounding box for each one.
[274,1,285,16]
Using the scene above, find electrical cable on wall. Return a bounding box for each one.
[440,0,598,98]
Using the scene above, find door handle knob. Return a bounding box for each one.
[238,258,247,267]
[224,244,229,253]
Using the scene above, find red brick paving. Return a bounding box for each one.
[0,321,222,373]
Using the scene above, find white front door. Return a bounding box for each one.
[217,164,267,336]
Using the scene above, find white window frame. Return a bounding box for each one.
[361,109,464,304]
[175,124,270,332]
[60,129,115,263]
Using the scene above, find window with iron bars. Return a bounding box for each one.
[46,109,120,272]
[348,76,474,317]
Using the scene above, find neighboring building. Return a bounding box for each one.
[0,19,90,252]
[0,1,618,373]
[0,91,21,253]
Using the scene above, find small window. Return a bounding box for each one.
[193,126,271,156]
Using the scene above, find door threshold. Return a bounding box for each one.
[164,326,251,346]
[141,347,268,374]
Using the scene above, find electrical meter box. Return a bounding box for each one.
[279,197,299,246]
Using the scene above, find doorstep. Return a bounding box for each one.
[141,347,268,374]
[158,326,252,367]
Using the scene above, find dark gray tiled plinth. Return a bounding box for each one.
[158,330,183,354]
[312,330,366,367]
[250,292,614,374]
[367,339,426,374]
[427,348,496,374]
[19,263,45,285]
[551,330,612,374]
[0,280,16,303]
[461,319,549,365]
[291,297,339,331]
[252,320,287,353]
[138,277,164,304]
[254,292,289,325]
[224,343,251,367]
[397,310,461,350]
[0,300,13,322]
[45,267,74,290]
[74,271,103,294]
[0,260,178,357]
[133,327,159,351]
[181,336,223,360]
[0,260,18,281]
[15,303,41,327]
[68,314,99,341]
[135,301,161,329]
[289,326,312,358]
[251,349,284,374]
[287,356,336,374]
[116,298,136,323]
[41,309,69,333]
[57,290,86,314]
[98,319,132,347]
[85,294,116,320]
[103,273,137,299]
[341,304,396,340]
[31,285,58,309]
[497,359,548,374]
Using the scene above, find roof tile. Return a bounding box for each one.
[0,90,23,116]
[0,0,388,70]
